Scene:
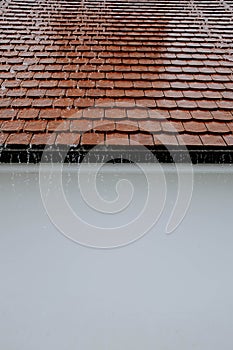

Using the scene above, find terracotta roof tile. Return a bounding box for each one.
[183,121,207,134]
[39,108,61,119]
[106,133,129,146]
[0,109,18,119]
[138,120,161,133]
[200,135,226,146]
[24,120,47,133]
[31,133,56,146]
[130,133,154,146]
[81,132,104,145]
[1,120,24,132]
[223,135,233,146]
[177,134,203,146]
[47,120,70,132]
[56,132,80,145]
[93,121,115,132]
[70,120,93,132]
[6,133,32,145]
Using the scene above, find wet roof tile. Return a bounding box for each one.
[0,0,233,153]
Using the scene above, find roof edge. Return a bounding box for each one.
[1,145,233,164]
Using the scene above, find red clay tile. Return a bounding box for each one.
[153,134,178,146]
[0,108,18,119]
[197,100,218,110]
[11,98,32,107]
[171,81,189,90]
[211,111,233,121]
[217,100,233,110]
[53,98,73,108]
[6,133,32,145]
[34,72,51,80]
[88,72,104,80]
[7,88,26,98]
[70,120,93,132]
[58,80,76,88]
[56,132,80,145]
[169,110,192,120]
[106,89,125,97]
[177,134,203,146]
[66,89,85,97]
[114,80,130,89]
[133,81,152,89]
[47,120,70,132]
[105,108,127,119]
[39,109,61,119]
[39,80,58,88]
[152,81,170,89]
[46,89,65,97]
[18,108,39,119]
[164,90,183,99]
[223,134,233,146]
[31,133,56,146]
[4,80,21,88]
[136,99,157,108]
[106,132,129,145]
[24,120,47,132]
[52,72,69,80]
[142,73,160,81]
[203,91,222,99]
[144,90,164,98]
[191,110,213,120]
[32,99,53,108]
[183,91,203,99]
[125,89,145,98]
[176,99,198,109]
[138,120,161,133]
[189,82,207,90]
[93,121,115,132]
[222,92,233,100]
[88,89,106,97]
[130,133,154,146]
[200,134,226,146]
[115,121,138,132]
[1,120,24,132]
[82,107,104,120]
[0,98,12,107]
[127,108,149,120]
[205,122,230,134]
[123,73,141,80]
[21,80,39,88]
[183,121,207,134]
[161,121,185,134]
[27,89,46,98]
[81,132,104,145]
[149,109,170,120]
[74,98,95,108]
[157,99,177,109]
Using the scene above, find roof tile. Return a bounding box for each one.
[106,132,129,145]
[200,135,226,146]
[81,132,104,145]
[6,132,32,145]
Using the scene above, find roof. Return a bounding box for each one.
[0,0,233,163]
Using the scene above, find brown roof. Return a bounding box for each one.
[0,0,233,161]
